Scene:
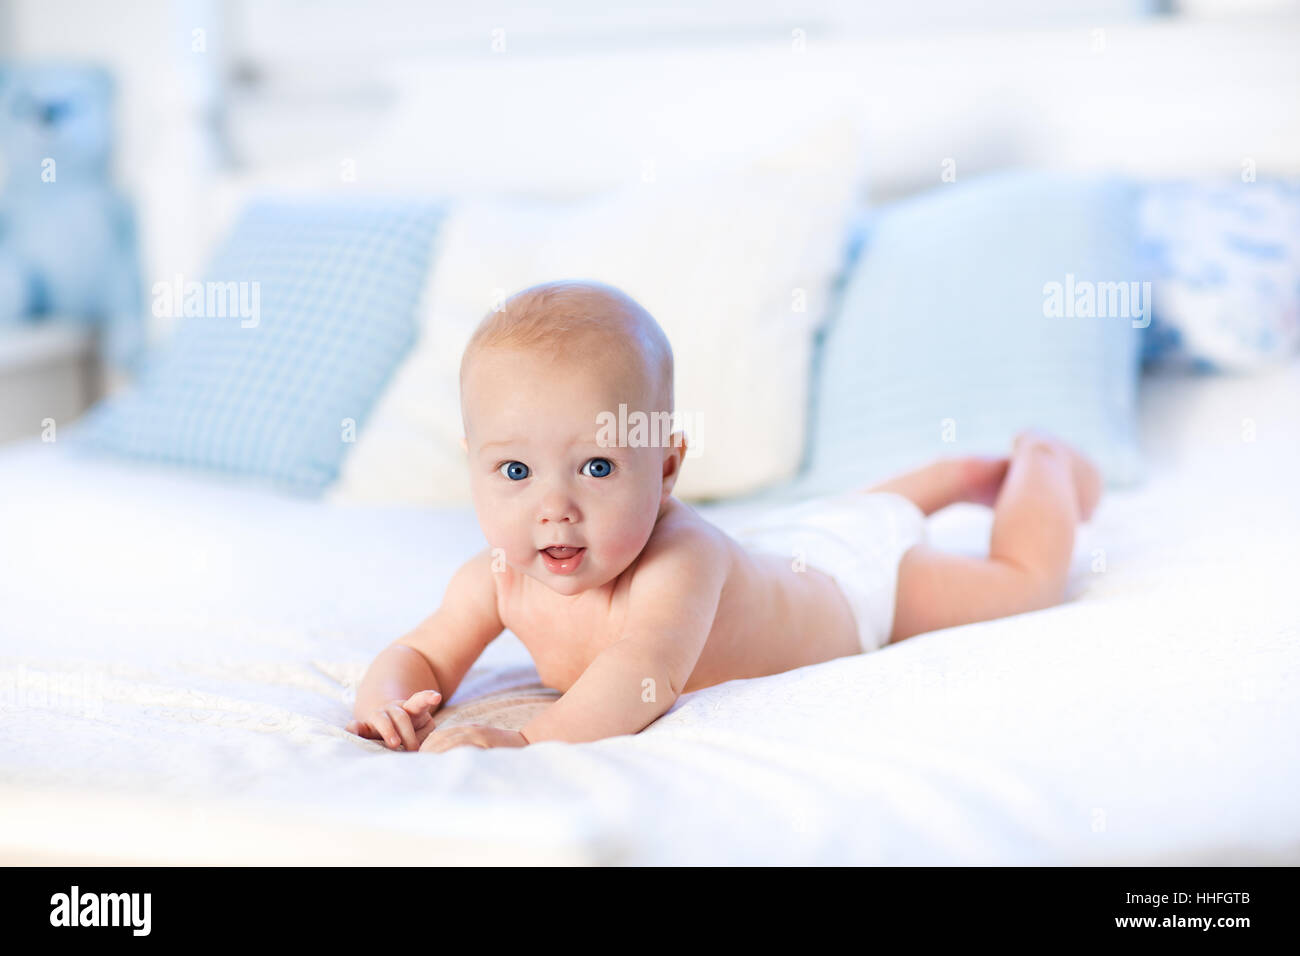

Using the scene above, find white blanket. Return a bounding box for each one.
[1,364,1297,864]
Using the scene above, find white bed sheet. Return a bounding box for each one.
[1,363,1297,865]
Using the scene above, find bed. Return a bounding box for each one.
[2,359,1296,865]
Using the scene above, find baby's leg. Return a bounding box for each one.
[864,456,1010,515]
[886,432,1100,644]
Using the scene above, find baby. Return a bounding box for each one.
[348,280,1100,753]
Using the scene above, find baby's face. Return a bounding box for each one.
[461,346,673,596]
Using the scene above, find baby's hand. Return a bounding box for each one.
[346,689,442,751]
[420,724,528,754]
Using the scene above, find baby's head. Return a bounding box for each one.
[459,280,686,595]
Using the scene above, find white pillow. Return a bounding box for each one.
[331,160,864,505]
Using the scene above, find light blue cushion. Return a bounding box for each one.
[780,170,1145,503]
[75,198,443,493]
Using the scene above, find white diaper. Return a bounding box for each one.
[729,490,928,653]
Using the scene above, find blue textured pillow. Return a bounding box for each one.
[1137,178,1300,371]
[788,170,1144,501]
[76,198,443,493]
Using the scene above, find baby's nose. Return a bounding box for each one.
[537,495,578,524]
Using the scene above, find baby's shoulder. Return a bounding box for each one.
[434,545,509,627]
[634,498,733,576]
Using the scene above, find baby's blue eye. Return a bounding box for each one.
[582,457,614,478]
[499,461,530,481]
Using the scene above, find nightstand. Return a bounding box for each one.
[0,323,101,444]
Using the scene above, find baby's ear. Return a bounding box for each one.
[459,436,468,455]
[661,430,687,495]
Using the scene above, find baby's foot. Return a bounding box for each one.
[1012,430,1102,522]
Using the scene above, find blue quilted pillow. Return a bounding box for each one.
[1138,178,1300,371]
[75,198,443,493]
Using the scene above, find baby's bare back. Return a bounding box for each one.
[496,499,863,695]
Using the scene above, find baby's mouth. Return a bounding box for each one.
[539,545,586,575]
[541,546,583,559]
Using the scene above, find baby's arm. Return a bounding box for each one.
[518,527,727,745]
[350,547,503,749]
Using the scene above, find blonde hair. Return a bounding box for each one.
[459,279,674,414]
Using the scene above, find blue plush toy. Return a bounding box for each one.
[0,63,143,371]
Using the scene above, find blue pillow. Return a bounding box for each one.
[788,170,1144,501]
[1137,178,1300,371]
[75,197,443,493]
